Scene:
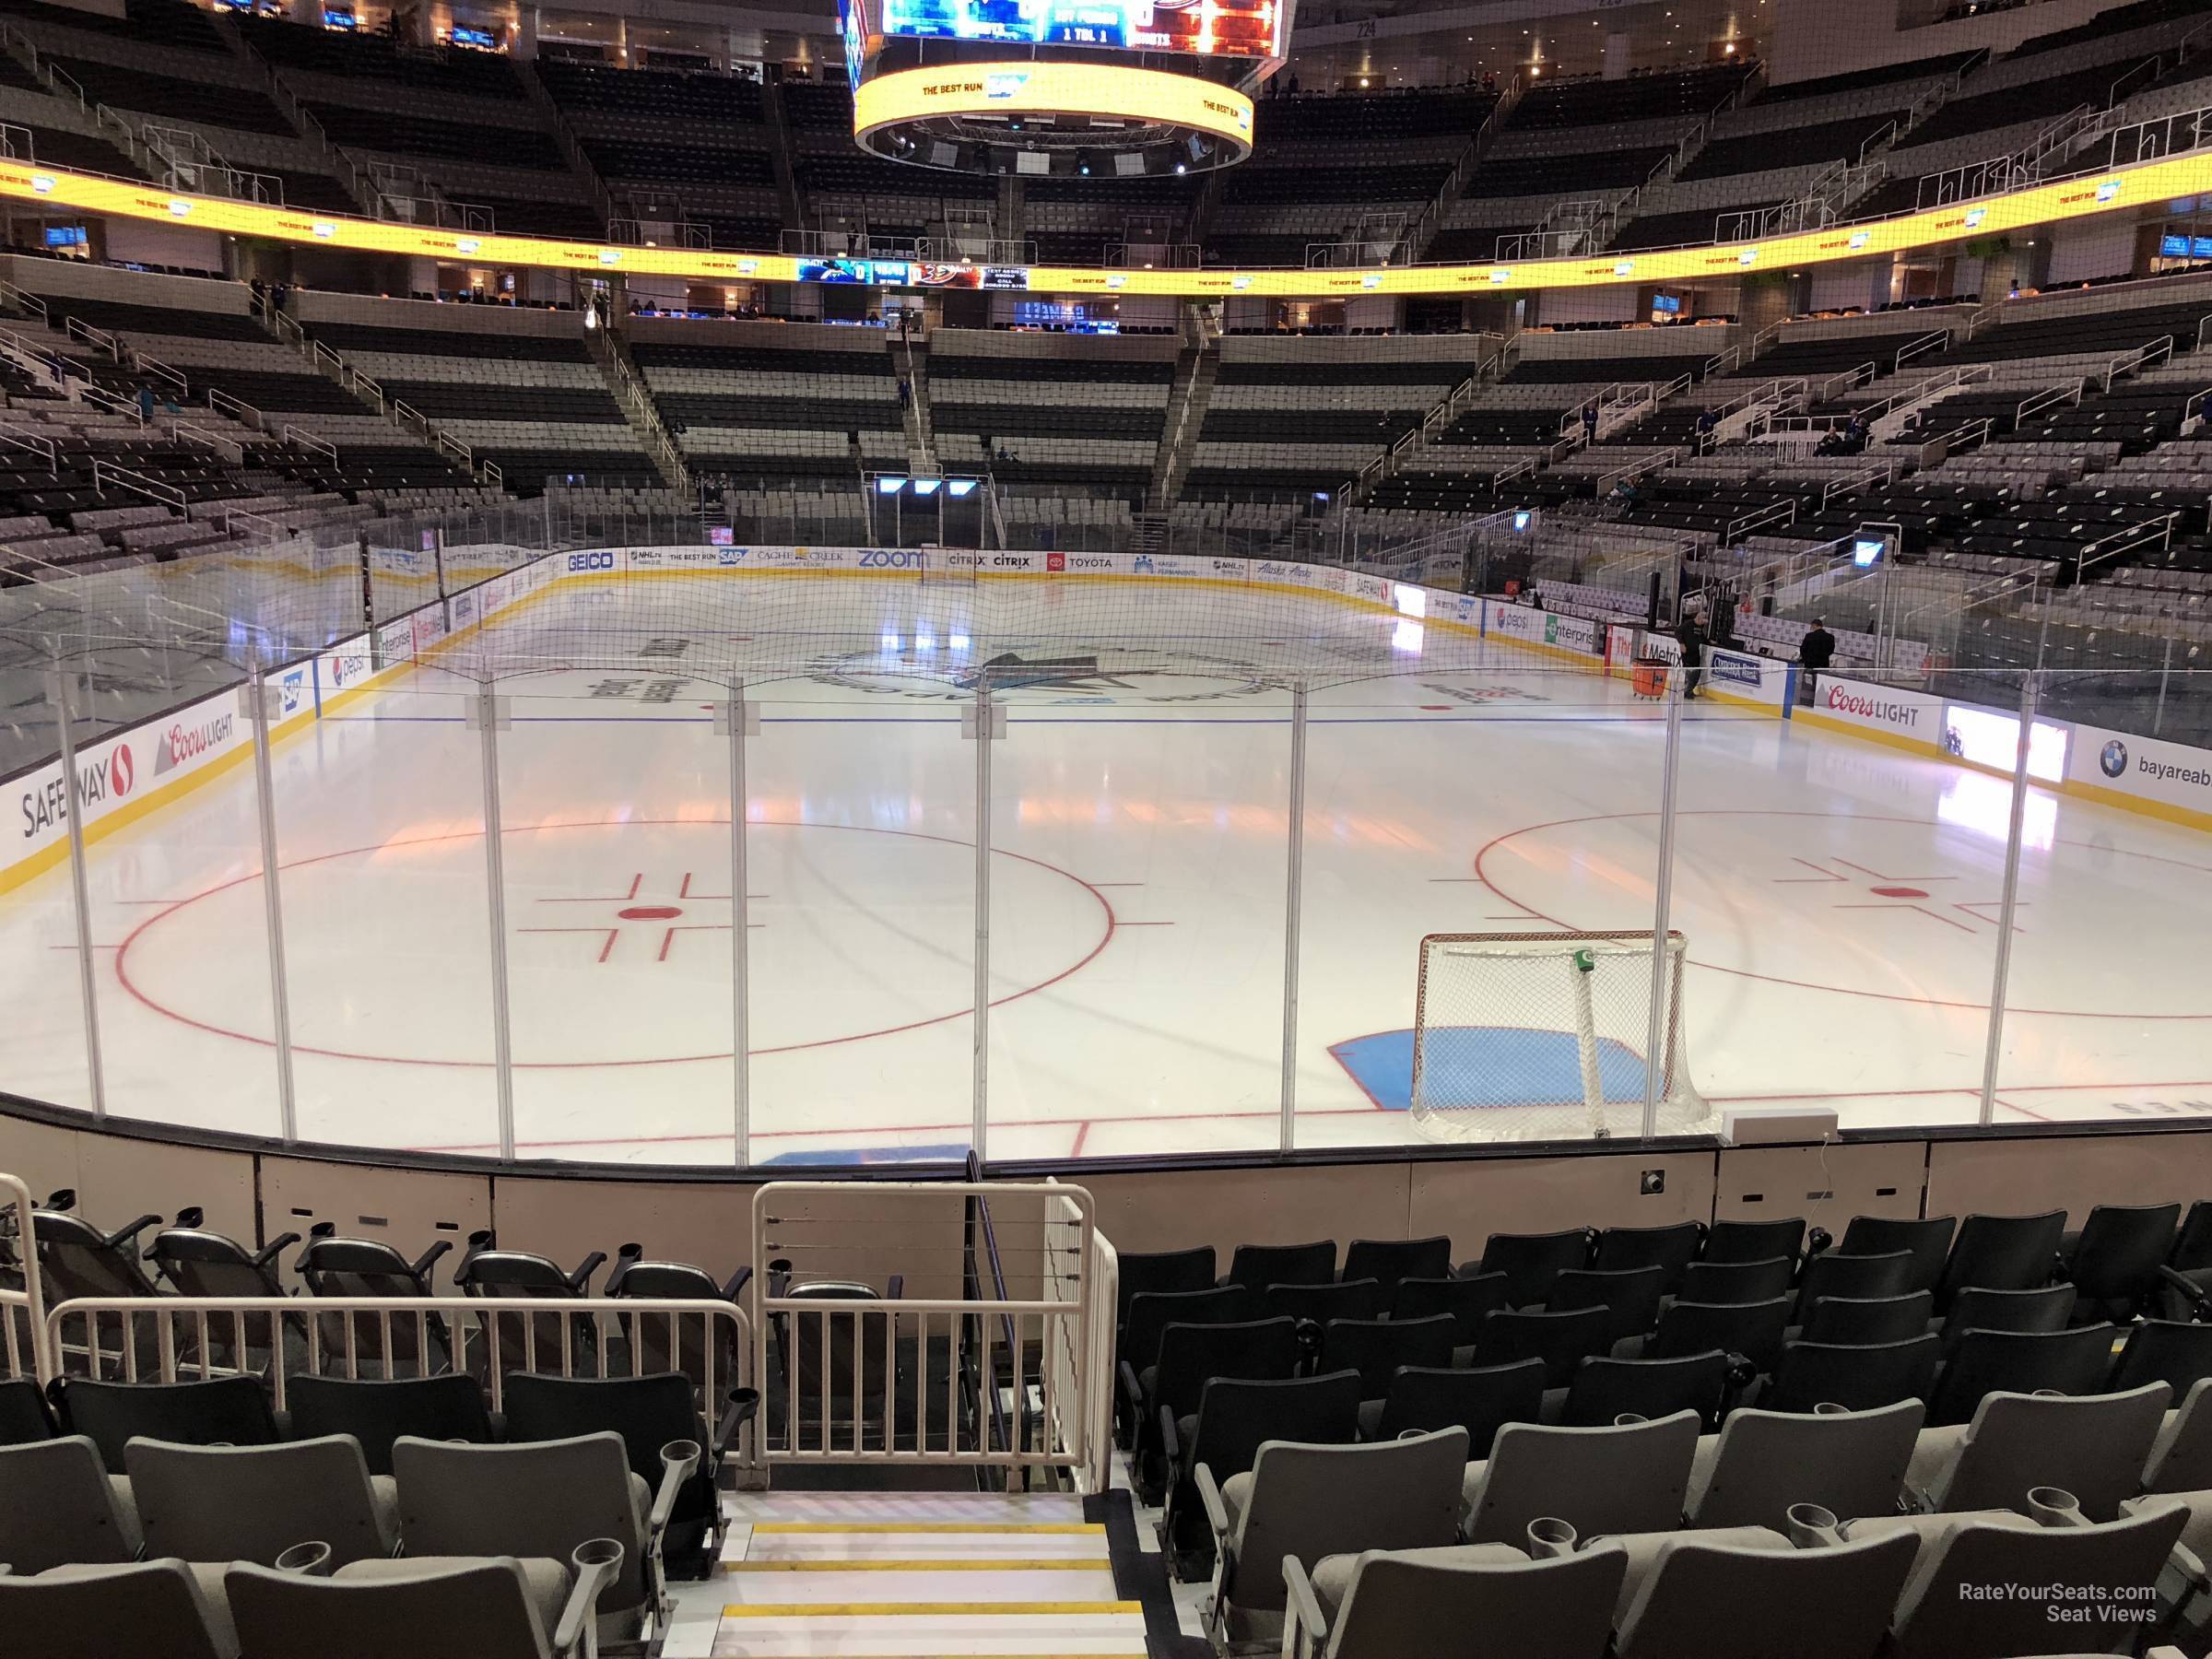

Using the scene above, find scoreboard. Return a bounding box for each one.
[877,0,1282,60]
[841,0,1282,177]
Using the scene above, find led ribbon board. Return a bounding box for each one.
[1,151,2206,296]
[852,61,1255,168]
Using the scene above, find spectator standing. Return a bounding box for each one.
[1798,616,1835,705]
[1674,605,1706,701]
[1581,402,1599,444]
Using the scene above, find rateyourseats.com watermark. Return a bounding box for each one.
[1957,1583,2160,1626]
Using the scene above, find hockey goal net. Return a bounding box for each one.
[1408,931,1712,1143]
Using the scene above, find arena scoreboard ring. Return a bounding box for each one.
[841,0,1285,177]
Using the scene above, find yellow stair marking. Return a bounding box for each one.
[747,1522,1105,1535]
[720,1600,1143,1618]
[722,1559,1113,1572]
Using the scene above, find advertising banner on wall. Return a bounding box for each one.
[2068,723,2212,818]
[1704,646,1792,707]
[317,635,372,702]
[12,687,246,865]
[1811,678,1946,743]
[1484,599,1542,645]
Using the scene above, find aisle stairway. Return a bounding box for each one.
[670,1489,1149,1657]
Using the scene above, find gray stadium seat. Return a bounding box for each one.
[226,1545,621,1659]
[125,1435,399,1568]
[1685,1399,1923,1529]
[1906,1385,2171,1520]
[1283,1542,1625,1659]
[1462,1410,1700,1546]
[1610,1525,1918,1659]
[0,1558,233,1659]
[1865,1504,2186,1659]
[1198,1427,1467,1645]
[0,1434,142,1573]
[390,1431,682,1645]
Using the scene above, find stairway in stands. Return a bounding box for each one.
[672,1489,1149,1657]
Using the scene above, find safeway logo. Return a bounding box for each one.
[111,743,134,795]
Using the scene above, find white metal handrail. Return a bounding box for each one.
[0,1173,50,1381]
[749,1180,1106,1490]
[43,1293,750,1422]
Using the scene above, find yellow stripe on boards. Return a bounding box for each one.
[748,1522,1105,1535]
[718,1600,1143,1617]
[721,1559,1113,1572]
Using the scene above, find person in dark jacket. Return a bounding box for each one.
[1798,617,1835,705]
[1674,606,1706,700]
[1581,402,1599,444]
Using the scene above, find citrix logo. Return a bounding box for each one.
[2100,739,2128,779]
[859,549,924,569]
[567,550,616,572]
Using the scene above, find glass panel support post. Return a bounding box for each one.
[964,689,1006,1162]
[245,665,300,1144]
[44,666,105,1120]
[1977,673,2040,1126]
[469,683,518,1160]
[1642,664,1687,1141]
[1280,686,1309,1152]
[717,698,759,1167]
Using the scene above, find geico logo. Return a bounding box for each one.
[860,549,924,568]
[567,551,615,572]
[1826,687,1919,724]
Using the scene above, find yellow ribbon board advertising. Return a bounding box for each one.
[1,148,2204,299]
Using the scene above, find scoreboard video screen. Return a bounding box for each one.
[878,0,1280,59]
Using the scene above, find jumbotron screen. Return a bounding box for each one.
[877,0,1280,59]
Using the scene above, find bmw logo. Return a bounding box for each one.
[2100,739,2128,779]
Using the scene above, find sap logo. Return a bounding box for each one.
[279,668,308,716]
[567,551,616,573]
[717,547,744,567]
[860,549,924,569]
[2097,180,2121,203]
[984,72,1029,100]
[1046,553,1066,571]
[1849,231,1871,250]
[1963,207,1986,229]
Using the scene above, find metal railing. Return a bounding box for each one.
[0,1173,50,1381]
[749,1180,1107,1491]
[42,1293,749,1418]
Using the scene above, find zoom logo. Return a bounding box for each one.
[567,551,615,573]
[859,549,924,569]
[2101,739,2129,779]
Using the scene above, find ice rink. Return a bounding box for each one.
[6,569,2211,1164]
